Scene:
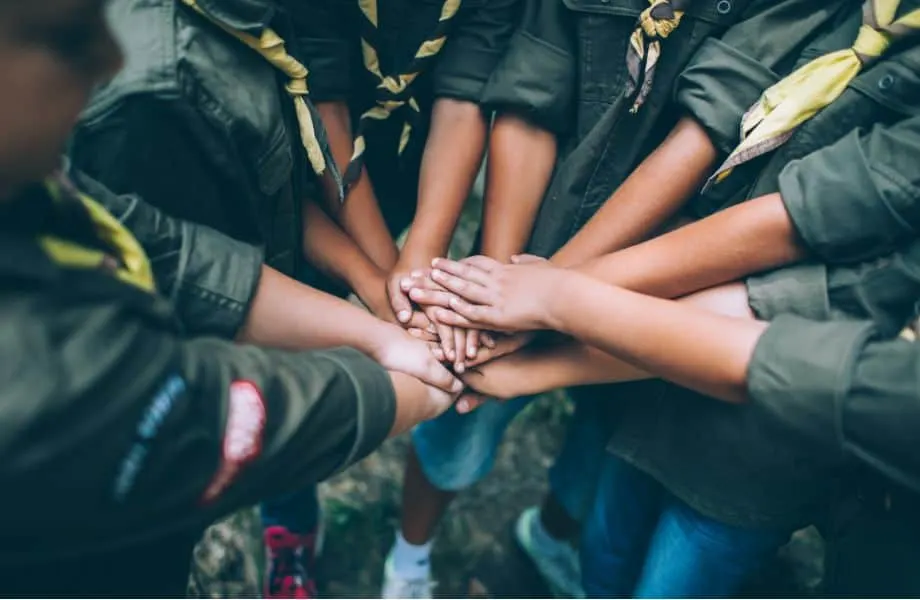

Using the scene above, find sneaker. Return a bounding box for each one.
[514,507,585,599]
[263,525,319,599]
[381,553,435,599]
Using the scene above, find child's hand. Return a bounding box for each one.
[356,270,436,339]
[355,271,399,323]
[462,331,535,369]
[426,256,564,333]
[399,268,498,371]
[370,327,463,394]
[459,352,533,401]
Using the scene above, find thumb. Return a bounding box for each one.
[387,276,414,324]
[423,358,464,394]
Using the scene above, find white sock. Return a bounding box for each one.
[390,531,432,579]
[530,509,568,555]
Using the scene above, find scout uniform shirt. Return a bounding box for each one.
[70,0,329,280]
[286,0,520,235]
[604,0,920,531]
[751,315,920,597]
[0,170,396,567]
[524,0,856,257]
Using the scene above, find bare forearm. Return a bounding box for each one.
[552,117,718,267]
[575,193,808,298]
[238,265,392,355]
[546,274,766,403]
[401,98,488,266]
[302,199,385,301]
[489,341,649,397]
[315,101,398,271]
[481,114,556,262]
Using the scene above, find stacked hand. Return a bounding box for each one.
[387,265,496,374]
[390,254,569,413]
[410,254,561,333]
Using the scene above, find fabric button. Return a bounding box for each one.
[717,0,732,14]
[878,74,895,90]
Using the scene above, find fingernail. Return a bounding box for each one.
[457,399,469,413]
[468,346,476,358]
[455,362,465,374]
[431,258,440,267]
[411,269,424,278]
[409,289,421,299]
[432,269,444,280]
[400,278,413,290]
[398,310,411,322]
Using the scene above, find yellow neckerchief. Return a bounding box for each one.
[39,176,155,293]
[705,0,920,189]
[342,0,462,190]
[625,0,691,113]
[179,0,344,200]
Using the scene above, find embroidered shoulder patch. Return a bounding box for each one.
[201,380,266,504]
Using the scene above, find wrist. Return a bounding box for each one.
[349,264,387,302]
[363,320,403,362]
[398,241,447,271]
[541,270,579,332]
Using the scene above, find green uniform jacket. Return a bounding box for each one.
[0,170,395,566]
[749,316,920,495]
[72,0,316,279]
[606,2,920,530]
[526,0,854,256]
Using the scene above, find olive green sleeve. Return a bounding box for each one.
[675,0,854,155]
[479,0,575,133]
[433,0,521,104]
[71,170,263,339]
[748,315,920,493]
[778,114,920,264]
[0,296,395,564]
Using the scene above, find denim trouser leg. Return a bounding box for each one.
[581,454,791,598]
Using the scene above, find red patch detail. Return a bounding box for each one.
[201,380,266,504]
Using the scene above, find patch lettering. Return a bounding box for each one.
[113,374,186,501]
[201,380,266,504]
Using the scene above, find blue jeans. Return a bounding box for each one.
[581,454,792,598]
[412,391,607,521]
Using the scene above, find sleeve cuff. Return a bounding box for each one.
[300,38,353,102]
[675,38,780,156]
[747,315,875,455]
[323,348,397,467]
[480,30,575,133]
[176,222,264,339]
[778,129,912,264]
[433,44,503,104]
